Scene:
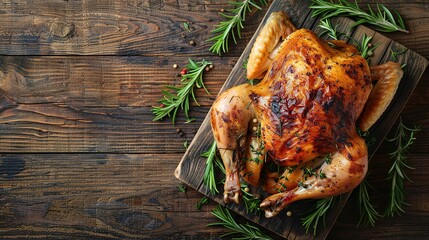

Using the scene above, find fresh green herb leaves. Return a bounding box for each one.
[178,184,188,198]
[318,19,343,40]
[355,34,380,61]
[384,118,420,217]
[178,184,187,193]
[323,153,332,164]
[390,47,407,61]
[310,0,408,33]
[208,205,273,239]
[196,196,209,210]
[152,58,212,124]
[390,47,408,69]
[301,196,338,235]
[357,179,381,227]
[185,118,196,124]
[242,58,256,85]
[242,58,249,69]
[241,183,262,215]
[201,141,224,195]
[208,0,268,55]
[183,22,191,32]
[317,20,380,62]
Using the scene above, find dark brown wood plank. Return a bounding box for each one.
[0,56,227,107]
[1,1,427,57]
[0,0,268,56]
[176,0,428,239]
[0,153,229,239]
[0,103,207,153]
[0,55,223,153]
[1,150,427,240]
[408,70,429,105]
[373,104,429,154]
[368,32,393,66]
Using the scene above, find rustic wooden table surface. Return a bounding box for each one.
[0,0,427,239]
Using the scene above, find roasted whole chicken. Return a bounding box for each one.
[210,12,403,217]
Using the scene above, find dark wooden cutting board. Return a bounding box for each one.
[175,0,428,239]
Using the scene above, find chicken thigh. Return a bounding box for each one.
[210,12,402,217]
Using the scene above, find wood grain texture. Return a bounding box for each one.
[0,1,427,57]
[0,0,266,56]
[0,0,428,239]
[1,152,427,239]
[0,56,229,106]
[0,154,228,239]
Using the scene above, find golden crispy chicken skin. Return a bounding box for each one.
[359,62,403,131]
[247,12,297,80]
[210,12,403,217]
[251,31,372,166]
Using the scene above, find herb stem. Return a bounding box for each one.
[384,117,420,217]
[357,178,381,227]
[151,58,211,124]
[201,141,222,195]
[310,0,408,33]
[301,196,338,235]
[208,0,268,55]
[196,196,209,210]
[208,205,273,239]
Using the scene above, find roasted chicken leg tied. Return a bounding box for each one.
[211,85,254,203]
[260,135,367,218]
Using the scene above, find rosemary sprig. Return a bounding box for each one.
[178,184,188,198]
[390,47,407,61]
[151,58,212,124]
[390,47,408,69]
[317,19,380,62]
[241,183,262,215]
[310,0,408,33]
[242,58,249,69]
[202,141,222,195]
[301,196,338,235]
[356,34,380,61]
[196,196,209,210]
[185,118,195,124]
[357,178,381,227]
[183,22,191,32]
[208,0,268,55]
[208,205,273,240]
[178,184,187,193]
[215,152,226,175]
[318,19,343,40]
[384,118,420,217]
